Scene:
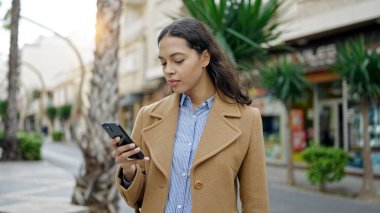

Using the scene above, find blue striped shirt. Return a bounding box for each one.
[164,93,215,213]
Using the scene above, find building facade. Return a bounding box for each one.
[118,0,380,172]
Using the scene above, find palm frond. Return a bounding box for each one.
[182,0,282,71]
[260,57,311,105]
[334,35,380,101]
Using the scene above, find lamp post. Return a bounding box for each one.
[21,16,87,141]
[21,61,48,131]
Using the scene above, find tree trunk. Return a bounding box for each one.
[71,0,121,212]
[2,0,21,161]
[359,100,377,200]
[285,104,296,185]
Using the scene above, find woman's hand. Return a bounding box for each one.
[110,137,149,182]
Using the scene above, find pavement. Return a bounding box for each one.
[0,138,379,212]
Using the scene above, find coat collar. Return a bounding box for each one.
[141,93,242,180]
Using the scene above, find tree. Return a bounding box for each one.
[334,35,380,200]
[2,0,21,160]
[182,0,281,71]
[58,104,72,142]
[46,105,57,131]
[71,0,121,212]
[260,57,311,185]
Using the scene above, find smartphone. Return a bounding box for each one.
[101,122,144,159]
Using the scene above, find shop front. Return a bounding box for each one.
[266,29,380,172]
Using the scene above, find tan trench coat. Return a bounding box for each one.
[115,93,269,213]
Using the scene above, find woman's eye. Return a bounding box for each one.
[160,62,167,66]
[174,59,184,64]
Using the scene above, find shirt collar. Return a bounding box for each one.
[179,93,215,109]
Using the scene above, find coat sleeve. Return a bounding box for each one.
[115,107,146,209]
[238,108,269,213]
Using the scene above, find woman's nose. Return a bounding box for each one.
[163,63,175,74]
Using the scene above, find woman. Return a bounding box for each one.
[111,18,269,213]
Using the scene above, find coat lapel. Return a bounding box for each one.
[141,93,242,178]
[192,94,241,169]
[141,94,180,179]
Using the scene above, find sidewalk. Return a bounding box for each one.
[1,156,379,212]
[267,164,380,202]
[0,161,88,213]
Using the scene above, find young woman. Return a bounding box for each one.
[110,18,269,213]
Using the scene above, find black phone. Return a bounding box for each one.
[101,122,144,159]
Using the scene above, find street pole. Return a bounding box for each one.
[21,61,48,131]
[20,15,87,142]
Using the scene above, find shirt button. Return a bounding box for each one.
[202,102,206,106]
[182,172,186,177]
[177,205,182,209]
[193,115,196,118]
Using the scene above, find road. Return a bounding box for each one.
[43,139,380,213]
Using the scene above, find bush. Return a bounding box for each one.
[52,131,64,141]
[0,131,42,160]
[301,144,349,191]
[17,132,43,160]
[58,104,71,121]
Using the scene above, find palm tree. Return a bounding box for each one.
[182,0,282,71]
[71,0,122,212]
[2,0,21,160]
[260,57,311,185]
[334,35,380,200]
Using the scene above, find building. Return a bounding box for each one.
[118,0,380,172]
[118,0,183,133]
[20,31,94,133]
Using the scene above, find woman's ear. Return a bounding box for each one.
[201,50,211,68]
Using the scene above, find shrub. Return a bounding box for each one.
[17,132,43,160]
[58,104,71,121]
[52,131,64,141]
[46,106,57,125]
[301,144,349,191]
[0,100,7,119]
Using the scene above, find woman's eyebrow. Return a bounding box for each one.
[158,52,185,59]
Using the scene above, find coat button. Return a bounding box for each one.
[194,181,203,190]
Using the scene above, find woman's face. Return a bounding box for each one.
[158,35,210,95]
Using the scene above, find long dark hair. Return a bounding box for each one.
[157,18,252,105]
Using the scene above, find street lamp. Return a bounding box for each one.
[21,61,48,130]
[20,16,87,140]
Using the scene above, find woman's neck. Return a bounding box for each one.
[186,80,216,107]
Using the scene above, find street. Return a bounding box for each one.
[42,139,380,213]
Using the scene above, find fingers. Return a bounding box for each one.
[115,146,140,163]
[109,137,120,149]
[112,143,136,158]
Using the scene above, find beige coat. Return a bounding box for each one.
[115,93,269,213]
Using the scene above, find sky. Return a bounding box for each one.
[0,0,96,62]
[0,0,97,97]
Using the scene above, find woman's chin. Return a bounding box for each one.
[171,87,184,94]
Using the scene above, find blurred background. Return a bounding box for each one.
[0,0,379,212]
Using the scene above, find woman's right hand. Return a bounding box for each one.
[110,137,149,182]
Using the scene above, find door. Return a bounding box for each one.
[319,100,343,148]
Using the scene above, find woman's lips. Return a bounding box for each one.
[168,79,180,87]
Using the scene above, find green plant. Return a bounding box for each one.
[52,131,63,141]
[260,57,311,185]
[17,132,43,160]
[58,104,71,121]
[46,105,57,124]
[334,35,380,198]
[182,0,282,71]
[301,144,349,191]
[0,100,7,118]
